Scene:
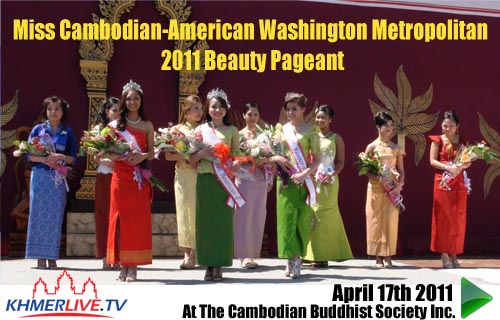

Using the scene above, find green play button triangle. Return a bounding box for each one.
[461,277,492,318]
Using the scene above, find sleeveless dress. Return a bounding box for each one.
[428,135,468,254]
[365,142,404,257]
[106,126,152,266]
[304,133,353,261]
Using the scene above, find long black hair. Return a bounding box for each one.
[117,89,147,131]
[94,97,119,127]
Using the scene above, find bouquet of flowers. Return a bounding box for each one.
[79,126,132,157]
[458,141,499,163]
[213,142,255,180]
[13,134,70,190]
[134,160,168,193]
[154,125,207,158]
[355,151,382,176]
[356,151,405,211]
[13,136,52,157]
[315,145,336,194]
[315,163,335,194]
[239,130,275,159]
[257,123,300,189]
[440,141,500,193]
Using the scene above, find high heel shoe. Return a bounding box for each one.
[291,257,302,279]
[375,256,384,268]
[284,259,294,277]
[213,267,223,282]
[204,267,214,281]
[117,266,128,281]
[126,266,137,282]
[102,258,112,270]
[48,260,58,270]
[37,259,47,269]
[180,257,196,270]
[441,254,453,269]
[384,257,393,268]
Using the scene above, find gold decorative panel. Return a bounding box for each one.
[1,90,19,177]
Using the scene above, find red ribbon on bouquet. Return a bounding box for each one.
[213,142,256,177]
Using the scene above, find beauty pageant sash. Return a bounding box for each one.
[282,123,317,206]
[108,120,147,190]
[200,122,246,209]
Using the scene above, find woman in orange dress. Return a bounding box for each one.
[428,111,470,268]
[106,80,155,282]
[364,112,405,268]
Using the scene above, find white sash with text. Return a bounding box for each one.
[201,123,246,209]
[283,123,317,206]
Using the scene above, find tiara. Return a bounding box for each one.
[207,88,231,109]
[122,80,143,94]
[284,92,306,103]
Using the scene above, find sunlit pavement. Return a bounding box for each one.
[1,257,498,286]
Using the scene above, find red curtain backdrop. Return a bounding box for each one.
[2,1,499,256]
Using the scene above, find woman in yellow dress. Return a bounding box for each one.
[363,111,405,268]
[165,95,204,269]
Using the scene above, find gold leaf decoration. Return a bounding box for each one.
[1,130,17,149]
[1,90,18,125]
[374,74,397,113]
[483,166,500,200]
[0,90,19,176]
[369,65,439,165]
[478,112,500,199]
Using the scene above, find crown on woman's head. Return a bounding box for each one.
[207,87,231,109]
[122,80,143,94]
[284,92,306,103]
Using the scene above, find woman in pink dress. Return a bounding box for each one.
[234,103,270,269]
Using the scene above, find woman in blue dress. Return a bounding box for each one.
[24,96,78,269]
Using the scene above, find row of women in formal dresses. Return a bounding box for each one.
[23,80,470,281]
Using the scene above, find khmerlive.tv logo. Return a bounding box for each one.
[5,270,127,318]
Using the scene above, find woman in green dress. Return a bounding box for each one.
[271,92,321,279]
[303,104,353,267]
[190,88,241,281]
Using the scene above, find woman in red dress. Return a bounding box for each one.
[428,111,470,268]
[106,80,155,281]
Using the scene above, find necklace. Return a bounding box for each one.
[321,131,332,138]
[126,116,141,124]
